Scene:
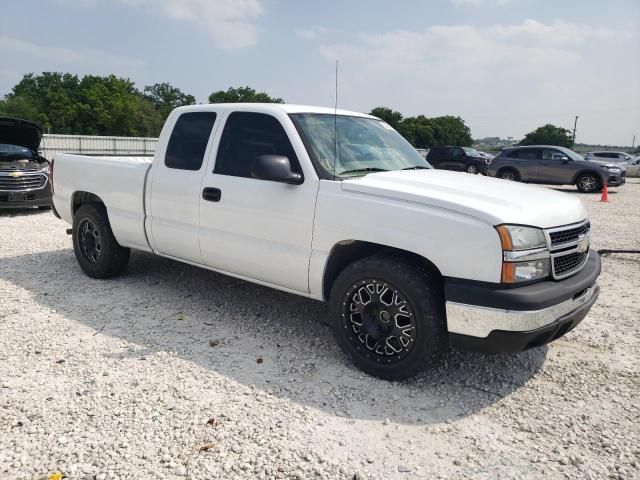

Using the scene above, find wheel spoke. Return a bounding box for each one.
[344,279,416,362]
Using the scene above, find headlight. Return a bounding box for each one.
[502,259,550,283]
[496,225,550,283]
[496,225,546,250]
[600,166,621,173]
[40,163,51,174]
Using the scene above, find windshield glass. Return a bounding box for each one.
[290,114,430,178]
[462,147,480,155]
[0,143,33,160]
[557,147,583,161]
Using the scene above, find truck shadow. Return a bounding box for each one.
[0,248,547,425]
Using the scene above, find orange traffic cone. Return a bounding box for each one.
[600,184,609,202]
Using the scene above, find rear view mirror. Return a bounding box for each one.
[251,155,303,185]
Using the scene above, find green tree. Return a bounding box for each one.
[520,124,573,148]
[2,72,164,136]
[208,86,284,104]
[369,106,403,130]
[143,82,195,119]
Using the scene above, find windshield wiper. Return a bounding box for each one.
[337,167,389,176]
[402,165,430,170]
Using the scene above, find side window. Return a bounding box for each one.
[165,112,217,170]
[214,112,300,179]
[542,149,566,160]
[450,148,465,159]
[510,149,539,160]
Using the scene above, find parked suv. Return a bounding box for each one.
[488,145,626,193]
[426,146,489,174]
[584,151,634,163]
[0,117,51,209]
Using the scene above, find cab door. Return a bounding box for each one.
[198,110,318,293]
[538,148,574,184]
[146,110,219,264]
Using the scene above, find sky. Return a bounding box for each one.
[1,0,639,145]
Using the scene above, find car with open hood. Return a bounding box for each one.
[0,117,51,209]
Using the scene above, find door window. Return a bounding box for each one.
[165,112,217,170]
[542,149,567,161]
[214,112,300,178]
[509,149,540,160]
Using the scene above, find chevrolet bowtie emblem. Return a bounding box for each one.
[9,171,23,177]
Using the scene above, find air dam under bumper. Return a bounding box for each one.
[445,251,601,354]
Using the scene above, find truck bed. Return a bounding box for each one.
[52,154,153,251]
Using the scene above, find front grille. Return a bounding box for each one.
[553,251,587,277]
[0,174,46,191]
[549,222,590,247]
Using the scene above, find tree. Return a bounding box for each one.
[143,82,195,119]
[208,86,284,104]
[2,72,164,136]
[520,124,573,148]
[369,106,403,130]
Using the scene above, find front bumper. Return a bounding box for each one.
[0,187,51,208]
[606,175,625,187]
[445,251,601,354]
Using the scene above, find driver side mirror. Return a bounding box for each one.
[251,155,303,185]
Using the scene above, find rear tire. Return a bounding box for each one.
[576,173,601,193]
[498,168,519,181]
[72,203,130,278]
[329,255,447,380]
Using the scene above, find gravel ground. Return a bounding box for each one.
[1,180,639,480]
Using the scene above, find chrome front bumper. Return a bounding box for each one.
[446,284,599,338]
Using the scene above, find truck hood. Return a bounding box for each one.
[341,170,587,229]
[0,117,43,152]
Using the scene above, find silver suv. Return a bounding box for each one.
[487,145,626,193]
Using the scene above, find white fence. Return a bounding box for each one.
[40,134,158,159]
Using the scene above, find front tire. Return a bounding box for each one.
[329,255,446,380]
[465,164,479,174]
[576,173,601,193]
[72,203,130,278]
[498,168,519,181]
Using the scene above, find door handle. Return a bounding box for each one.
[202,187,221,202]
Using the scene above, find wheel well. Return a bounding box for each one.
[572,170,603,185]
[496,166,519,179]
[322,240,443,301]
[72,191,105,214]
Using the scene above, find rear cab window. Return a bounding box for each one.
[165,112,217,171]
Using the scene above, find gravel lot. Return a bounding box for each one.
[1,180,639,480]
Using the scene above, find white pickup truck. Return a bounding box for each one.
[51,104,600,380]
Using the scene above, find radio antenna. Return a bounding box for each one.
[333,60,339,180]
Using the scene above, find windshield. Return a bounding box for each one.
[290,114,430,178]
[556,147,583,161]
[0,143,33,160]
[462,147,480,156]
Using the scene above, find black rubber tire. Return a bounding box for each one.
[329,255,447,380]
[498,168,519,181]
[576,173,602,193]
[72,203,130,278]
[465,163,479,174]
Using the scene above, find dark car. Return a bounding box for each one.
[0,117,51,209]
[487,145,626,193]
[426,146,490,174]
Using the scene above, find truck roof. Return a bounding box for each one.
[172,103,376,118]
